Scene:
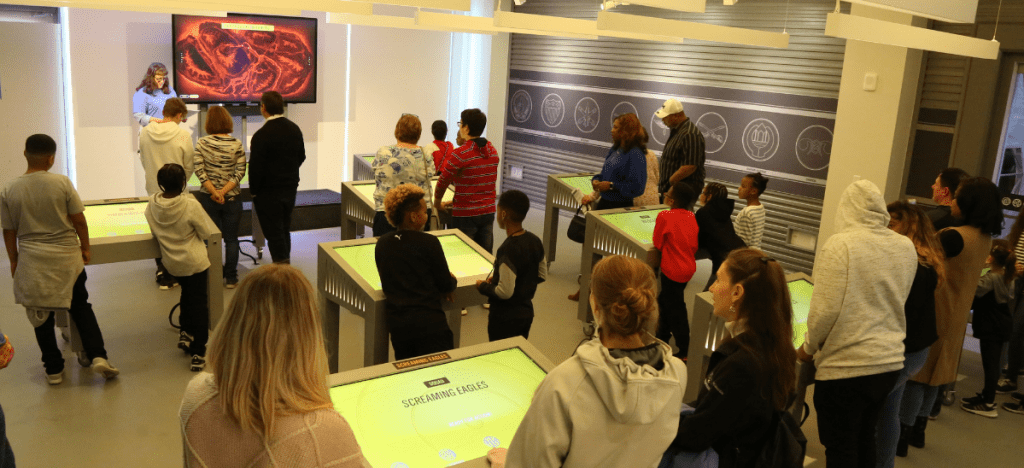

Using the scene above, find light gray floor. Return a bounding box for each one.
[0,209,1021,467]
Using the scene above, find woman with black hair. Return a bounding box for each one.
[905,177,1002,447]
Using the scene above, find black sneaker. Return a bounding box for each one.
[960,393,986,406]
[190,355,206,372]
[157,272,177,290]
[225,277,238,289]
[1012,392,1024,404]
[996,378,1017,394]
[961,401,998,418]
[1002,402,1024,415]
[178,331,194,353]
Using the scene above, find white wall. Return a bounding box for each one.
[0,21,68,183]
[62,8,458,200]
[345,24,453,175]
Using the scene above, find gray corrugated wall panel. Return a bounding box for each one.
[510,0,846,100]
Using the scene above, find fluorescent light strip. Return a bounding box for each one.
[845,0,980,24]
[341,0,471,11]
[494,11,683,42]
[4,0,308,16]
[415,11,601,39]
[623,0,706,13]
[824,12,998,60]
[596,11,789,49]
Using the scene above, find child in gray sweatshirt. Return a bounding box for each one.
[145,163,212,371]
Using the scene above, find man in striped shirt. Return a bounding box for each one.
[434,109,499,253]
[656,98,706,209]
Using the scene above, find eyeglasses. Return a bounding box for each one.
[457,121,463,127]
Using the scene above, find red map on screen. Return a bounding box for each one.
[174,15,315,103]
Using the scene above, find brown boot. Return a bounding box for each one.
[568,290,580,301]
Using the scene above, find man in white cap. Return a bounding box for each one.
[655,98,705,208]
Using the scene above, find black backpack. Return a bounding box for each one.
[752,409,807,468]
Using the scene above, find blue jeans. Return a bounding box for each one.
[875,347,930,468]
[196,191,242,280]
[658,405,719,468]
[450,213,495,253]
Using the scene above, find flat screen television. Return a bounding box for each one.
[172,14,317,104]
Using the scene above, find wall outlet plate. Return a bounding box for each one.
[510,165,524,180]
[863,72,878,91]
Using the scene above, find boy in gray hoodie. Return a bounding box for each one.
[140,97,194,289]
[145,164,212,371]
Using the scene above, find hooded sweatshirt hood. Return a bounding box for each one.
[145,193,212,277]
[704,196,736,223]
[575,334,686,424]
[140,122,194,195]
[149,192,190,227]
[835,179,890,235]
[144,121,187,144]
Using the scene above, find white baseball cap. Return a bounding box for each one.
[654,98,684,118]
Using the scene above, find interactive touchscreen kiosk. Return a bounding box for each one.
[318,229,495,370]
[352,153,376,182]
[577,205,667,322]
[83,197,225,324]
[541,172,598,265]
[328,337,554,468]
[687,272,816,421]
[340,178,456,240]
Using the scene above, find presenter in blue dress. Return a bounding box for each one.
[132,62,178,127]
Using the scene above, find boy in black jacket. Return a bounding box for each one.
[476,190,547,341]
[375,185,457,360]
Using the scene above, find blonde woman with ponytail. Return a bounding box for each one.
[179,264,369,467]
[489,255,686,468]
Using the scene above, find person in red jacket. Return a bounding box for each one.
[653,180,699,359]
[434,109,499,253]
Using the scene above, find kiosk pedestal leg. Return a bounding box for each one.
[444,305,463,349]
[207,232,224,327]
[341,217,358,241]
[543,204,559,265]
[577,221,597,323]
[366,303,389,367]
[322,298,341,373]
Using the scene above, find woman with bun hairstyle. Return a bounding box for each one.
[663,248,797,468]
[489,255,686,468]
[132,62,178,127]
[180,264,369,467]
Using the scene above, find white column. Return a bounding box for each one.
[814,4,925,274]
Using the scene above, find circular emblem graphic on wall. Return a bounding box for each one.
[541,93,565,128]
[610,101,639,129]
[795,125,833,171]
[696,112,728,154]
[510,90,532,123]
[741,118,780,162]
[574,97,601,133]
[650,113,671,146]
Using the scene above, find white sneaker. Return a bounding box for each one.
[483,303,490,309]
[461,309,469,316]
[46,370,64,385]
[90,357,120,379]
